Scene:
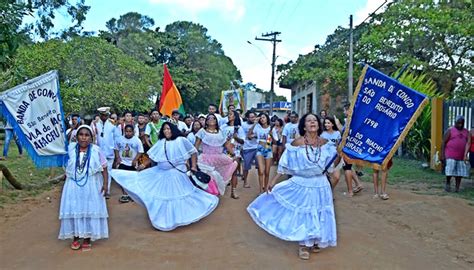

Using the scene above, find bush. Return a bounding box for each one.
[397,71,444,162]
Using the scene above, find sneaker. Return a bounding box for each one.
[380,193,390,200]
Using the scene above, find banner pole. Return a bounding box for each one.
[394,64,410,80]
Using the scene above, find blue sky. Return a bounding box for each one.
[47,0,389,100]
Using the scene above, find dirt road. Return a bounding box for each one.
[1,171,473,270]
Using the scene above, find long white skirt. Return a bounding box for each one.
[247,175,337,248]
[58,173,109,241]
[111,164,219,231]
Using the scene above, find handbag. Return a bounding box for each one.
[164,140,211,190]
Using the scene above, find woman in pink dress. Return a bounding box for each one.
[195,114,239,199]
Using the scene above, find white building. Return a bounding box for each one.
[282,80,319,115]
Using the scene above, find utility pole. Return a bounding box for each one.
[255,31,281,116]
[348,14,354,99]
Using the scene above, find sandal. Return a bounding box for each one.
[343,192,353,198]
[353,186,364,193]
[119,195,131,203]
[81,242,91,251]
[70,240,81,250]
[380,193,389,200]
[311,244,321,253]
[231,187,240,199]
[298,246,310,260]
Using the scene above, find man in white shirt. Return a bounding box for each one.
[282,111,299,146]
[171,110,189,135]
[93,106,117,198]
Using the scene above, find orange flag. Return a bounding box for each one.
[159,64,185,116]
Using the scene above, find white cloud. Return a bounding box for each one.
[149,0,245,22]
[354,0,393,25]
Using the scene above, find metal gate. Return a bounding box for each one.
[443,99,474,131]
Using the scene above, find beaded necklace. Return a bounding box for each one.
[304,135,322,164]
[72,143,92,187]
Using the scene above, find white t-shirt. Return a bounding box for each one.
[242,122,258,150]
[175,121,188,133]
[219,116,228,127]
[321,131,341,146]
[114,136,144,166]
[282,122,299,144]
[187,132,197,145]
[253,124,271,144]
[272,127,282,143]
[220,124,245,143]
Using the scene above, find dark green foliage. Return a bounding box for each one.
[396,71,444,162]
[279,0,473,99]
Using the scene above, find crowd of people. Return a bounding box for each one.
[53,102,473,259]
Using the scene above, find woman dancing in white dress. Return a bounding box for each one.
[247,113,337,260]
[111,122,219,231]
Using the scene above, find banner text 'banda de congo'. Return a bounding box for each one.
[339,65,428,170]
[0,70,67,168]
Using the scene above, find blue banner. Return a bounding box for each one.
[339,65,428,169]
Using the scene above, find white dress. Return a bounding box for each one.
[110,137,219,231]
[247,143,337,248]
[58,143,109,241]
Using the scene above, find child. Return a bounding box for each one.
[114,124,144,203]
[58,125,109,251]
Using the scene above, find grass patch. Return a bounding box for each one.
[0,141,63,206]
[357,157,474,202]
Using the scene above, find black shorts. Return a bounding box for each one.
[342,163,352,171]
[470,151,474,168]
[118,163,136,171]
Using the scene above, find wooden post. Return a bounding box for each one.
[0,170,3,192]
[431,97,443,171]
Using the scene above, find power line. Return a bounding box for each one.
[261,1,275,29]
[246,41,271,64]
[271,1,289,30]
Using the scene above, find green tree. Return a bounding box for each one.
[357,0,473,98]
[0,1,31,71]
[160,21,241,112]
[100,17,242,113]
[7,37,160,114]
[279,0,473,99]
[99,12,161,65]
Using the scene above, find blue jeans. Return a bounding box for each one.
[3,129,23,157]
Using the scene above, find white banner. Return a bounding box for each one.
[0,71,67,161]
